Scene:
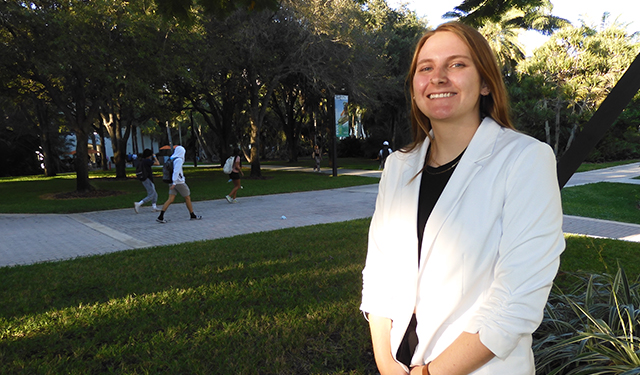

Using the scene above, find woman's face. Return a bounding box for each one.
[412,31,487,127]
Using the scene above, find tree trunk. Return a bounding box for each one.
[102,107,131,179]
[34,99,58,177]
[40,130,58,177]
[97,127,108,171]
[543,100,551,145]
[554,98,561,155]
[249,116,262,177]
[74,128,93,192]
[190,112,198,167]
[564,123,578,154]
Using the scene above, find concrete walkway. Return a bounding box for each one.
[1,163,640,268]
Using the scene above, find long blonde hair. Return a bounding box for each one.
[404,22,514,152]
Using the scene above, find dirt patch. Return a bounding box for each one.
[41,190,128,200]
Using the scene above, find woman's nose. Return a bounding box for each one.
[430,67,447,84]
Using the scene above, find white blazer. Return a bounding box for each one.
[361,118,565,374]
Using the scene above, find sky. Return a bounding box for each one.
[386,0,640,55]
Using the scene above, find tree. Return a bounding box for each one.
[446,0,569,74]
[0,1,130,191]
[517,20,640,159]
[354,0,426,150]
[445,0,568,31]
[94,1,171,178]
[153,0,279,21]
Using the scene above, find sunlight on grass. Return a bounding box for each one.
[2,218,640,373]
[562,182,640,225]
[0,220,376,374]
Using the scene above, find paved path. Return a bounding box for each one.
[564,162,640,187]
[2,163,640,268]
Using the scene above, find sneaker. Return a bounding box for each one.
[156,218,167,224]
[152,205,160,212]
[225,195,232,203]
[134,202,141,213]
[232,199,238,204]
[190,215,202,220]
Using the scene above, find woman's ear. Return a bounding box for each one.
[480,83,490,96]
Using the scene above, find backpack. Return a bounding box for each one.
[223,156,235,174]
[382,147,390,159]
[135,160,146,181]
[162,158,174,184]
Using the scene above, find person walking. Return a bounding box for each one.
[134,149,160,213]
[360,22,564,375]
[225,147,244,203]
[379,141,392,170]
[156,146,202,223]
[313,145,322,172]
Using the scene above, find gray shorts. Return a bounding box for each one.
[169,183,190,197]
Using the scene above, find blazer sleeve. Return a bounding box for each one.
[361,161,396,318]
[361,154,418,320]
[465,141,565,359]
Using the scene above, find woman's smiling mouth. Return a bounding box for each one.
[429,92,456,99]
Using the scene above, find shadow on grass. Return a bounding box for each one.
[0,220,377,374]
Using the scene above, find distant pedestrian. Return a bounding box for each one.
[156,146,202,223]
[134,149,160,213]
[225,147,244,203]
[379,141,392,169]
[312,145,322,172]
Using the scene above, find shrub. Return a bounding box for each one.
[534,266,640,374]
[337,137,364,157]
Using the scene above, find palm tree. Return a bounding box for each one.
[444,0,570,74]
[476,10,526,75]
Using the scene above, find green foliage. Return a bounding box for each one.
[337,136,364,158]
[154,0,280,21]
[534,267,640,374]
[515,21,640,159]
[446,0,568,31]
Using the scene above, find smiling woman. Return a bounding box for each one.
[360,22,565,375]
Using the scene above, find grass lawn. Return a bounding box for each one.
[261,156,381,171]
[561,182,640,224]
[0,167,377,214]
[558,234,640,288]
[1,217,638,374]
[575,159,640,172]
[0,219,376,374]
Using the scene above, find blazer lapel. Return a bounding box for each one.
[419,118,501,267]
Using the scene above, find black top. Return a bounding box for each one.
[417,146,465,265]
[141,158,154,182]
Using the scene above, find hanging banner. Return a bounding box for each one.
[335,95,349,139]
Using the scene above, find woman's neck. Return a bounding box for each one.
[428,118,481,167]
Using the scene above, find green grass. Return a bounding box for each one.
[561,182,640,224]
[263,157,639,173]
[261,156,381,171]
[575,159,640,172]
[0,167,377,214]
[0,219,376,374]
[1,217,638,374]
[557,234,640,289]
